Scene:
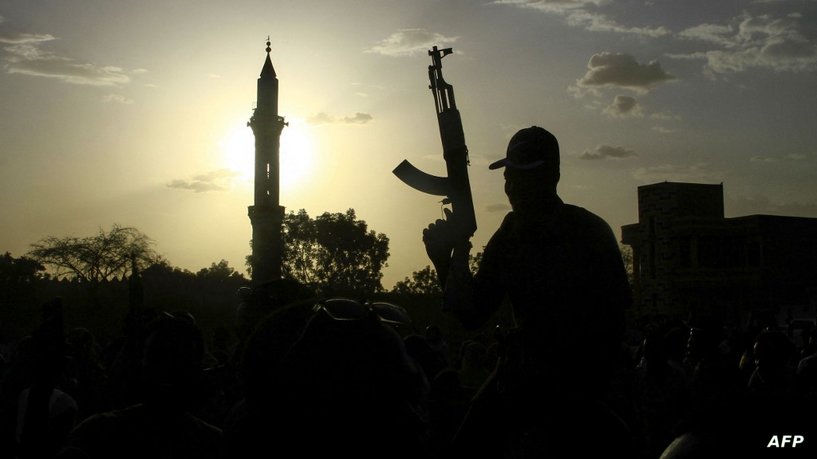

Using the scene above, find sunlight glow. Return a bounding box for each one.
[220,122,254,181]
[219,117,315,191]
[280,117,315,191]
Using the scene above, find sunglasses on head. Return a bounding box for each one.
[279,298,413,364]
[313,298,412,327]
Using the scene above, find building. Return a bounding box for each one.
[621,182,817,325]
[247,40,287,284]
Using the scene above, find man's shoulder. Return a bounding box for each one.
[560,204,616,235]
[497,211,516,227]
[561,203,608,224]
[481,212,516,253]
[494,206,612,232]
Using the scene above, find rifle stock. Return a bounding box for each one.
[393,46,477,240]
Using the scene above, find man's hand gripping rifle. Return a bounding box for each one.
[393,46,477,276]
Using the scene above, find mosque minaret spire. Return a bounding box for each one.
[247,38,286,283]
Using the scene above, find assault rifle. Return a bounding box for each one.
[393,46,477,241]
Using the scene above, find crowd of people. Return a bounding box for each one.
[0,290,816,458]
[0,284,486,458]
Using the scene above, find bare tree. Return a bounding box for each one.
[28,224,162,283]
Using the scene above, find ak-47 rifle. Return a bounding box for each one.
[393,46,477,242]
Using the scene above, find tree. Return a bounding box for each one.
[392,265,441,296]
[0,253,47,340]
[28,224,162,283]
[1,252,46,304]
[1,252,45,284]
[196,259,247,286]
[276,209,389,295]
[619,244,635,288]
[391,252,483,296]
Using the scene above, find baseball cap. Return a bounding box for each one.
[488,126,560,171]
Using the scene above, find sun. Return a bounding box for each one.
[220,117,315,191]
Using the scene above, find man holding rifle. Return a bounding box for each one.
[422,126,633,457]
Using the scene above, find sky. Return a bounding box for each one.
[1,0,816,289]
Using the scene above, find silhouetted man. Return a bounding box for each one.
[423,126,632,457]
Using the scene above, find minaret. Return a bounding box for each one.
[248,39,286,284]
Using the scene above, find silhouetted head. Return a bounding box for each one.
[241,299,427,457]
[489,126,560,212]
[685,317,725,364]
[141,314,204,412]
[643,332,667,365]
[235,279,314,340]
[753,330,795,373]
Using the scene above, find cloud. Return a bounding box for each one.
[651,126,678,134]
[8,59,131,86]
[580,144,638,160]
[565,10,671,37]
[0,33,55,45]
[649,111,682,121]
[366,29,459,57]
[750,156,778,163]
[492,0,607,13]
[675,12,817,74]
[167,169,240,193]
[1,32,131,86]
[307,112,373,125]
[678,23,734,45]
[750,153,813,163]
[102,94,134,104]
[603,95,643,117]
[341,112,373,124]
[493,1,670,38]
[167,180,225,193]
[632,163,718,183]
[575,52,675,94]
